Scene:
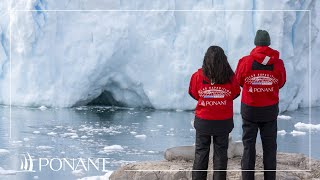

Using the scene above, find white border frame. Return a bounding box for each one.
[7,7,312,172]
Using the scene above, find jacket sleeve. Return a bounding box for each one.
[231,76,241,100]
[235,58,245,87]
[189,72,200,100]
[278,60,286,89]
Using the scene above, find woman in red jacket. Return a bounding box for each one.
[189,46,240,180]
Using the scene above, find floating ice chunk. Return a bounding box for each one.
[170,128,174,131]
[277,115,292,120]
[290,130,306,136]
[130,131,137,135]
[0,149,10,156]
[103,145,124,152]
[68,129,77,133]
[33,176,39,179]
[61,132,78,138]
[176,109,183,112]
[80,136,88,139]
[150,129,159,132]
[0,167,16,175]
[166,133,175,136]
[47,132,57,136]
[71,135,79,139]
[11,141,22,144]
[38,106,47,111]
[157,125,163,128]
[72,169,85,177]
[33,131,40,134]
[55,126,63,129]
[23,138,30,141]
[146,116,152,119]
[277,130,287,136]
[36,146,54,150]
[135,134,147,139]
[76,106,88,111]
[294,122,320,131]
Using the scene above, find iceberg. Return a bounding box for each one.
[0,0,319,112]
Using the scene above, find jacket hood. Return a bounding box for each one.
[250,46,280,65]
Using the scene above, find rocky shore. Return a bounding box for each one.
[110,139,320,180]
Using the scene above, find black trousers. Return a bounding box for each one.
[241,119,277,180]
[192,132,229,180]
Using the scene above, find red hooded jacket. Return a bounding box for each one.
[189,68,240,120]
[235,46,286,107]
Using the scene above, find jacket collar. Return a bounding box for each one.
[250,46,279,65]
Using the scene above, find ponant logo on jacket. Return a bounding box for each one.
[198,87,231,98]
[245,73,278,85]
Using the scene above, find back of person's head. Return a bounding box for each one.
[202,46,234,84]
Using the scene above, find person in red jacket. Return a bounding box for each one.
[235,30,286,180]
[189,46,240,180]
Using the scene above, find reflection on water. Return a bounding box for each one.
[0,106,319,179]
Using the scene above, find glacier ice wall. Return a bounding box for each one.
[0,0,319,111]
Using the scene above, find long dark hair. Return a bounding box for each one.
[202,46,234,84]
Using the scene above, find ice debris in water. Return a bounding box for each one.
[135,134,147,139]
[277,115,292,120]
[130,131,137,135]
[36,146,54,150]
[47,132,57,136]
[72,169,86,177]
[38,106,48,111]
[0,149,10,156]
[290,130,306,136]
[277,130,287,136]
[103,145,124,152]
[294,122,320,131]
[0,167,17,175]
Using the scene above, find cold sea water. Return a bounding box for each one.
[0,105,319,179]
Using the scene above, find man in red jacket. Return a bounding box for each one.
[235,30,286,180]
